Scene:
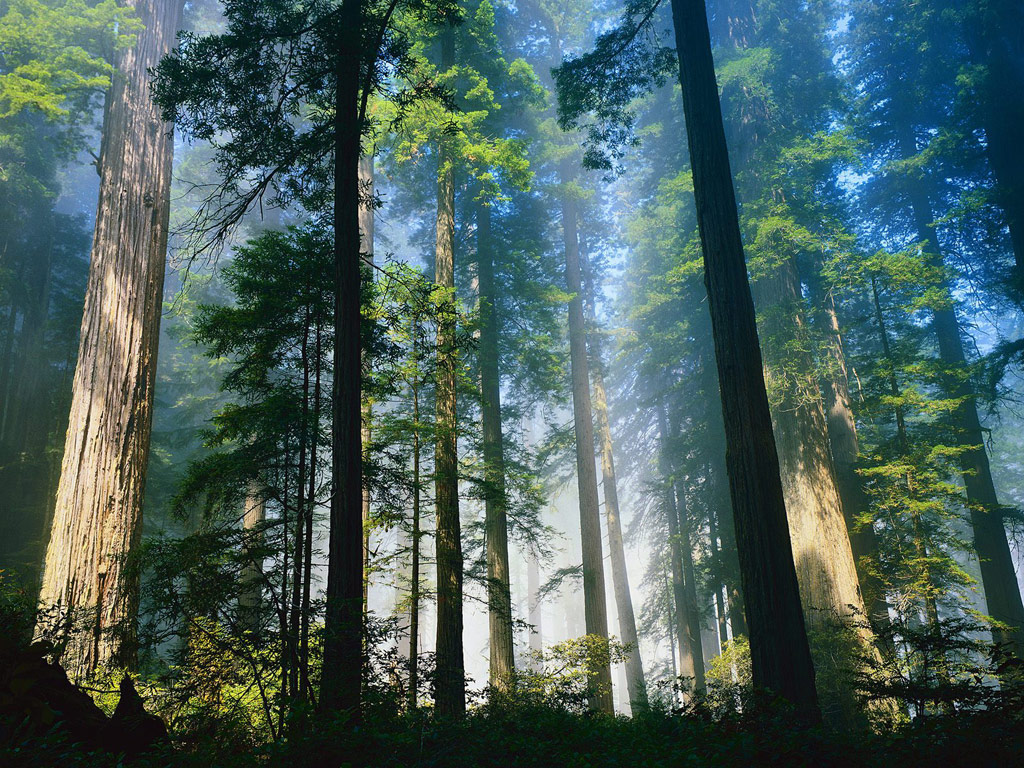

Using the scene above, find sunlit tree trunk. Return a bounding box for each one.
[36,0,183,679]
[561,180,614,714]
[754,260,876,725]
[811,276,893,649]
[321,0,365,716]
[668,0,819,722]
[433,18,465,716]
[476,202,516,690]
[239,486,265,634]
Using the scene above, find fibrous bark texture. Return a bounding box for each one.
[37,0,183,679]
[321,0,365,716]
[432,20,465,717]
[813,279,892,644]
[755,260,876,725]
[755,262,872,632]
[668,0,820,722]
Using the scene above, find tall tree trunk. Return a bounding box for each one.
[674,480,707,693]
[700,346,747,638]
[707,508,729,651]
[580,241,647,710]
[433,18,465,717]
[476,202,516,690]
[289,310,312,701]
[321,0,365,716]
[667,0,819,722]
[900,148,1024,659]
[811,275,893,648]
[754,262,872,629]
[754,260,876,724]
[527,547,543,666]
[300,318,322,700]
[408,346,421,709]
[657,404,705,695]
[360,154,374,615]
[561,178,614,714]
[36,0,183,679]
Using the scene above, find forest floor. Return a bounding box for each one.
[5,699,1024,768]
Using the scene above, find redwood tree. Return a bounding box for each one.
[37,0,184,679]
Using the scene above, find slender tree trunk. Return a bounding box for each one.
[580,241,647,709]
[321,0,365,716]
[476,203,516,690]
[674,480,706,694]
[708,510,728,652]
[408,347,421,709]
[301,319,322,700]
[527,547,543,666]
[657,405,705,695]
[899,145,1024,659]
[289,310,311,701]
[433,18,465,717]
[664,566,679,691]
[700,349,747,638]
[667,0,819,722]
[360,154,374,615]
[561,178,614,714]
[36,0,183,679]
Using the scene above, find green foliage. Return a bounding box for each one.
[502,635,629,713]
[0,0,136,123]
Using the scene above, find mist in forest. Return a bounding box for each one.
[2,0,1024,763]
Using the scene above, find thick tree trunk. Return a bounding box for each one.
[321,0,365,716]
[476,203,516,690]
[811,277,893,647]
[561,181,614,714]
[36,0,183,679]
[902,169,1024,659]
[581,243,647,709]
[754,261,871,634]
[433,19,465,717]
[668,0,819,722]
[754,260,876,725]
